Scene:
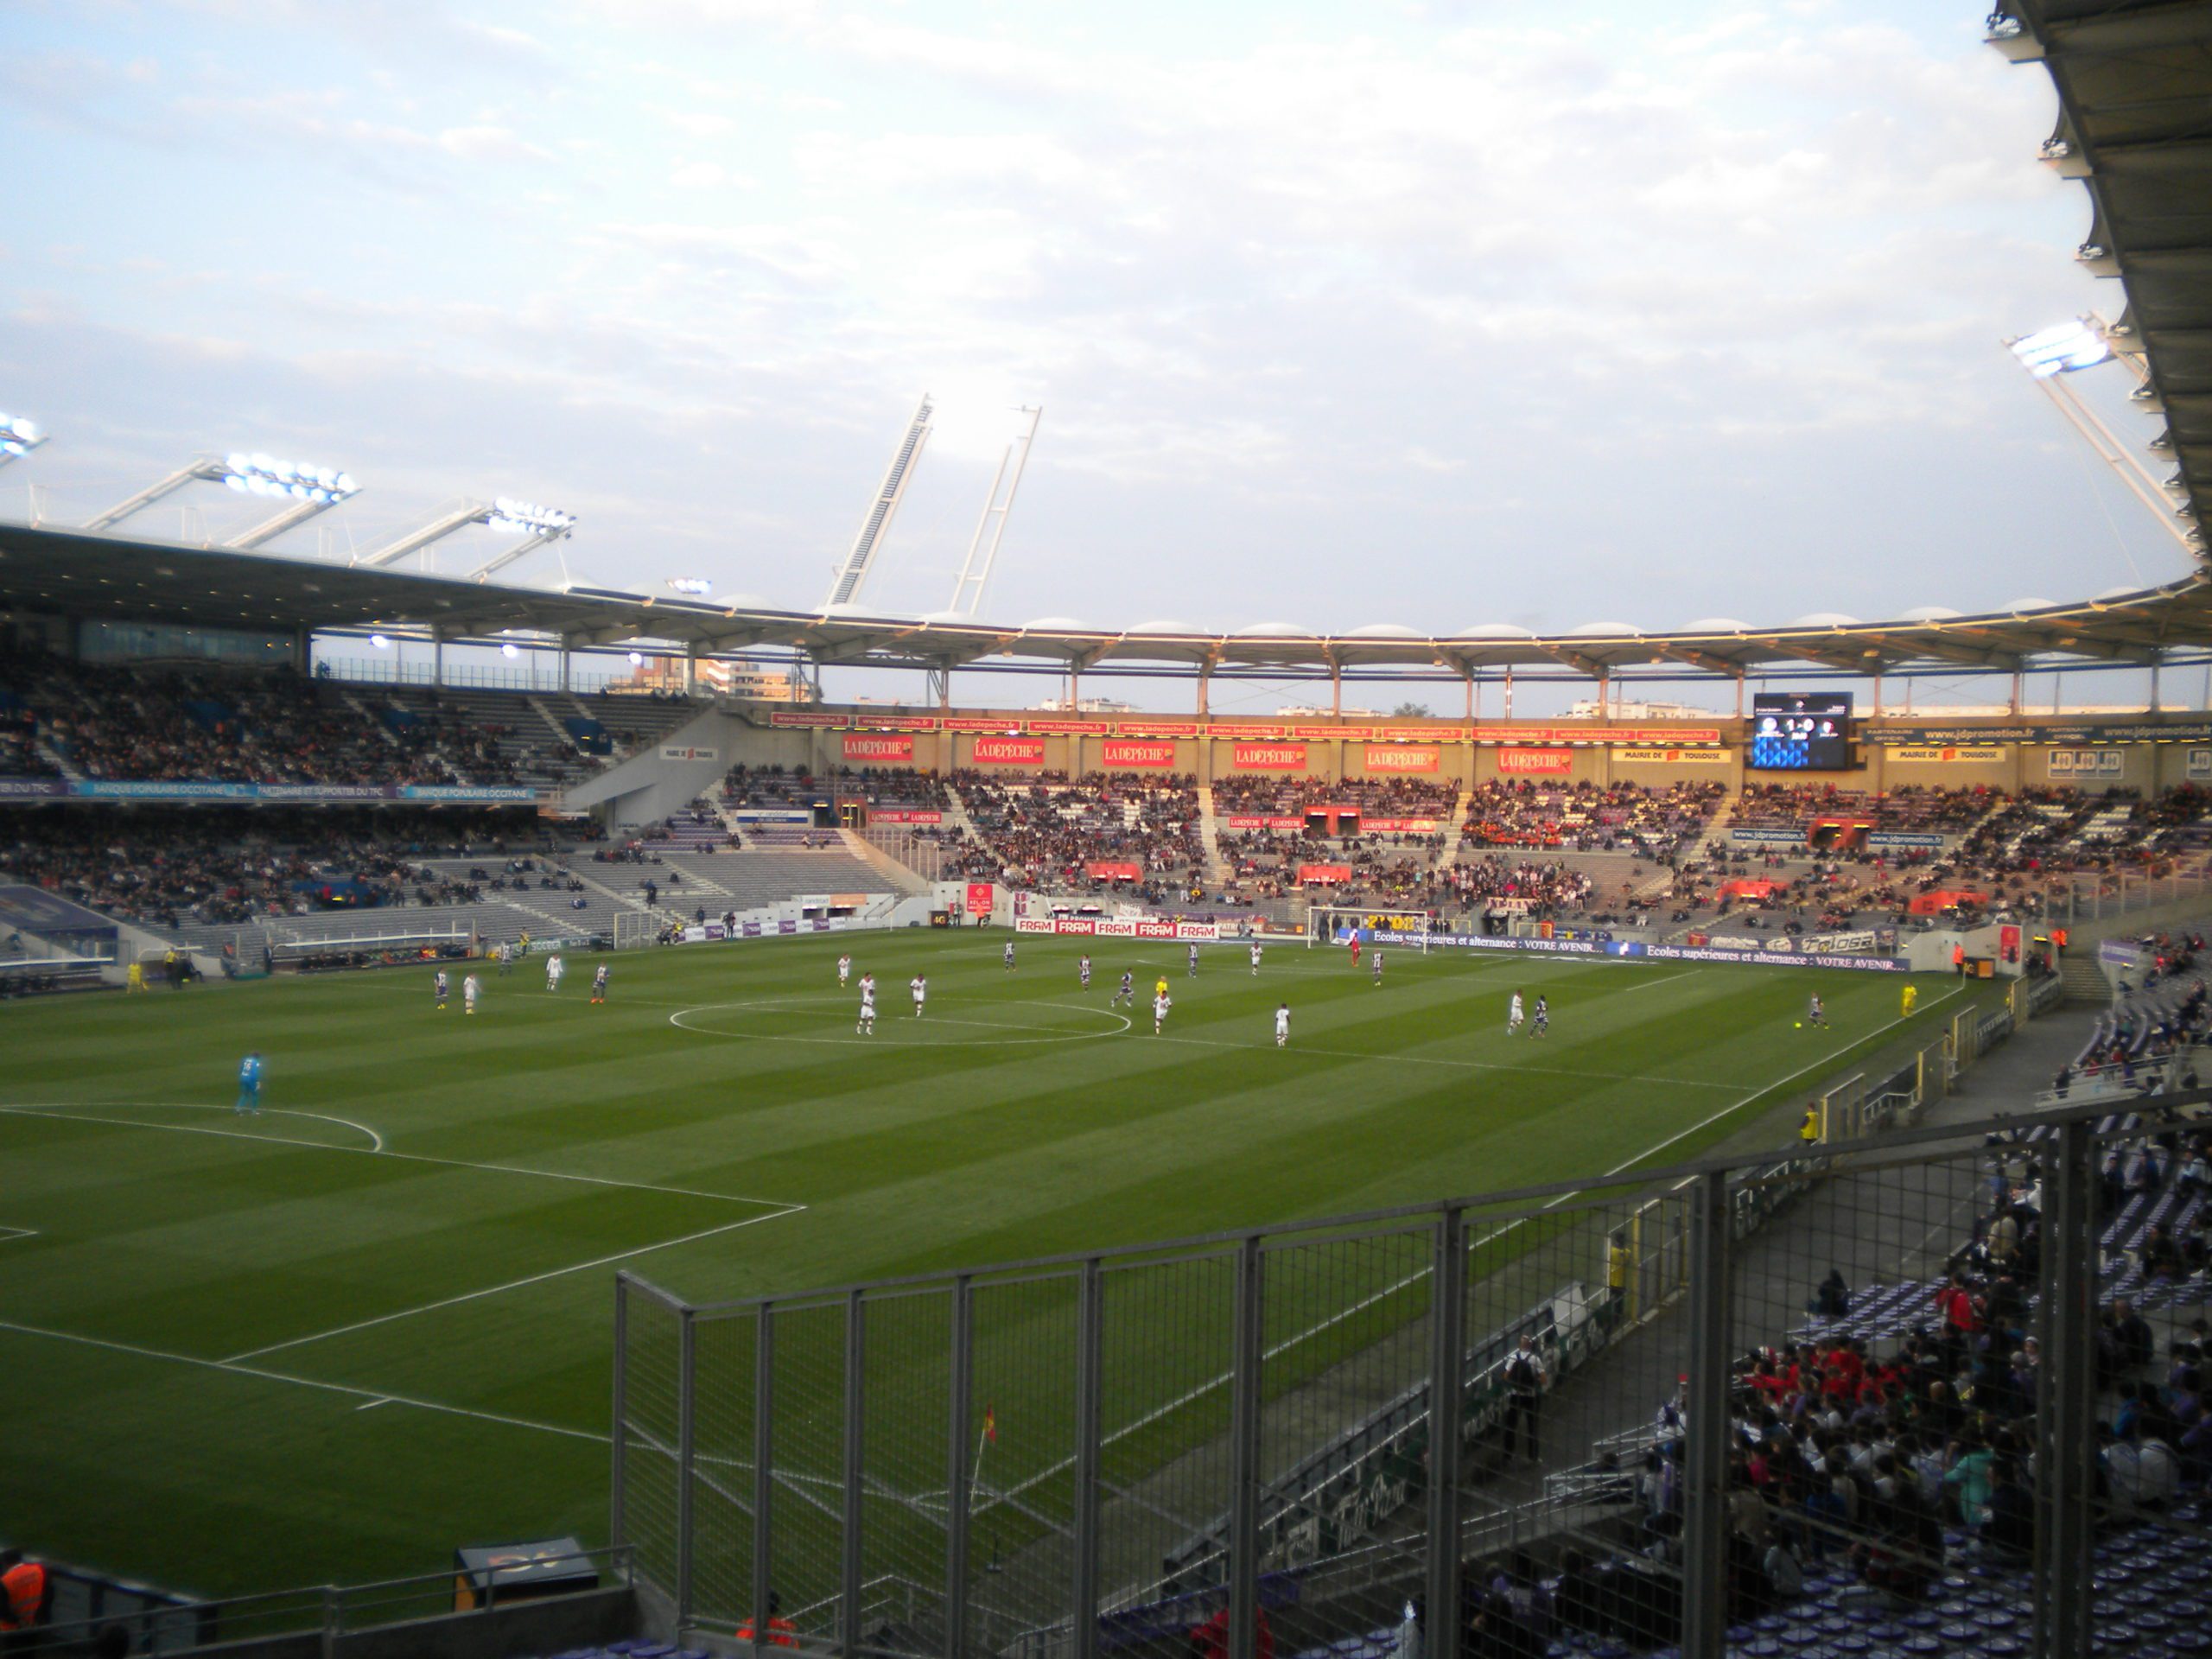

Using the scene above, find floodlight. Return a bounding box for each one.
[486,496,575,537]
[501,642,521,658]
[628,652,645,665]
[666,576,713,595]
[2010,319,2109,377]
[0,410,45,462]
[219,454,359,505]
[371,634,391,649]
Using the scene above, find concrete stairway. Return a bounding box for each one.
[1197,785,1230,885]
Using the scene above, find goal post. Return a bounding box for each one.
[1304,906,1435,950]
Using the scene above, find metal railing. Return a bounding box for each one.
[10,1545,632,1656]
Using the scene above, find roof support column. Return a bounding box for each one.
[1871,670,1883,719]
[1503,666,1514,723]
[1464,670,1475,721]
[1330,663,1341,717]
[1733,675,1745,721]
[2151,655,2163,714]
[2009,669,2023,718]
[1198,662,1211,717]
[432,630,445,690]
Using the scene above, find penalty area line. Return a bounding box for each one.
[0,1318,607,1445]
[221,1208,797,1364]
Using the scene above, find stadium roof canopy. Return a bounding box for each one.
[5,518,2212,682]
[2000,0,2212,544]
[5,2,2212,689]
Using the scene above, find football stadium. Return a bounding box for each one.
[5,3,2212,1657]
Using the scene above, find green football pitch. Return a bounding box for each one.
[0,931,1981,1599]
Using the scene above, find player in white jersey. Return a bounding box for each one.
[1805,994,1827,1031]
[1115,971,1135,1007]
[496,940,513,976]
[1001,939,1015,971]
[1187,942,1199,977]
[1079,954,1092,989]
[911,974,927,1016]
[547,954,564,992]
[857,975,877,1035]
[838,953,851,987]
[1508,990,1524,1033]
[1250,940,1262,976]
[463,972,480,1015]
[1153,990,1172,1035]
[1371,948,1384,986]
[1274,1003,1290,1047]
[434,969,450,1011]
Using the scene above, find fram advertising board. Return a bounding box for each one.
[1014,918,1222,940]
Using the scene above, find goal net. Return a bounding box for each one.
[1304,906,1434,951]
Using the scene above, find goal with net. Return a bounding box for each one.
[1304,906,1436,950]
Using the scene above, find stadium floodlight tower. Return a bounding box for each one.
[353,496,577,581]
[0,410,46,468]
[82,452,359,548]
[823,394,933,609]
[946,405,1042,617]
[2005,316,2199,552]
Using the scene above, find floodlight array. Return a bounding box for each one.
[666,576,713,594]
[223,452,359,504]
[486,496,575,537]
[1,411,45,457]
[2011,319,2110,378]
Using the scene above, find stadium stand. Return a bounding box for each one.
[1460,779,1726,859]
[945,771,1206,898]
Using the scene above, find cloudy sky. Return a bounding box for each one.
[0,0,2184,675]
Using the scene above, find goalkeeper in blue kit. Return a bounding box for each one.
[235,1052,264,1116]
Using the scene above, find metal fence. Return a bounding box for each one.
[612,1027,2212,1659]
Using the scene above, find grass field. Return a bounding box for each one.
[0,931,1984,1600]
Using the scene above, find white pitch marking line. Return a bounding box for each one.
[4,1101,386,1152]
[1144,1032,1739,1090]
[667,996,1132,1047]
[223,1210,792,1364]
[0,1318,608,1445]
[0,1225,37,1244]
[0,1102,804,1211]
[354,1397,392,1412]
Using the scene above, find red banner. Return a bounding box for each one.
[1116,720,1203,738]
[1370,726,1449,744]
[853,713,938,731]
[770,710,848,728]
[1224,815,1306,830]
[1086,861,1142,880]
[1210,721,1290,740]
[1362,745,1440,773]
[1298,864,1353,883]
[966,881,995,917]
[870,810,943,823]
[1233,741,1307,771]
[972,735,1047,764]
[843,734,915,762]
[1023,717,1098,735]
[1292,724,1370,741]
[1361,817,1443,833]
[1495,747,1573,775]
[943,715,1022,734]
[1471,725,1723,746]
[1101,739,1177,769]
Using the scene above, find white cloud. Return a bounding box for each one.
[437,124,556,166]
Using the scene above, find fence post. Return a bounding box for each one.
[842,1291,865,1658]
[1228,1237,1264,1659]
[1424,1208,1466,1659]
[676,1306,697,1628]
[1681,1171,1733,1659]
[753,1305,776,1656]
[2034,1121,2098,1659]
[945,1276,974,1659]
[611,1274,630,1554]
[1071,1260,1104,1659]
